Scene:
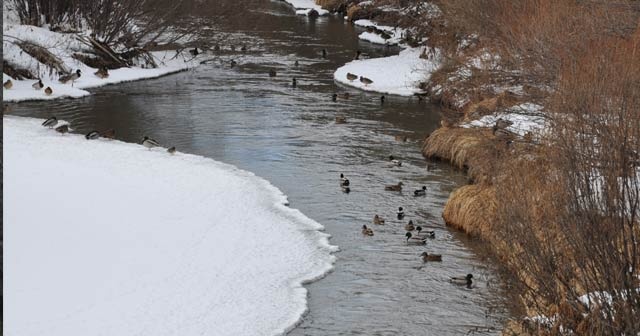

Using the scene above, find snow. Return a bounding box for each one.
[334,47,440,96]
[282,0,329,16]
[462,103,547,136]
[3,24,197,102]
[4,116,337,336]
[354,19,405,45]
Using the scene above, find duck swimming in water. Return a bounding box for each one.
[421,252,442,262]
[362,225,374,236]
[405,232,426,245]
[389,155,402,167]
[385,182,403,191]
[373,215,385,225]
[340,173,350,187]
[416,226,435,238]
[450,274,473,289]
[397,206,405,219]
[414,186,427,196]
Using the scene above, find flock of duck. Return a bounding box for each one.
[339,164,474,289]
[40,116,176,154]
[3,67,110,96]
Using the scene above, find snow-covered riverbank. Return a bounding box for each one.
[4,116,337,336]
[334,47,439,96]
[282,0,329,16]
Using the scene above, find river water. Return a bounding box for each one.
[7,1,508,334]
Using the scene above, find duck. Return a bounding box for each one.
[340,173,350,187]
[492,125,516,141]
[230,59,237,68]
[416,226,435,238]
[380,95,385,104]
[335,115,347,124]
[332,93,338,102]
[292,77,297,88]
[373,215,385,225]
[405,232,426,245]
[405,220,415,231]
[85,130,100,140]
[421,252,442,262]
[230,45,236,51]
[397,206,405,219]
[100,129,115,139]
[214,44,221,51]
[354,50,361,60]
[340,92,350,99]
[389,155,402,167]
[321,48,327,58]
[59,69,81,85]
[385,182,403,191]
[362,225,374,236]
[269,69,277,77]
[189,47,199,56]
[450,274,473,288]
[346,73,358,81]
[44,86,53,96]
[42,116,58,128]
[342,185,351,193]
[32,79,44,90]
[94,67,109,79]
[55,124,69,135]
[395,135,407,142]
[241,45,247,52]
[494,118,513,130]
[414,186,427,196]
[359,76,373,86]
[3,79,13,89]
[167,146,176,154]
[142,136,160,149]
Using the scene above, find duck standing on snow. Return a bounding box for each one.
[4,79,13,89]
[389,155,402,167]
[405,232,426,245]
[44,87,53,96]
[189,47,199,56]
[397,206,405,219]
[362,225,374,236]
[494,118,513,130]
[42,116,58,128]
[354,50,361,60]
[373,215,385,225]
[450,274,473,289]
[59,69,82,85]
[414,186,427,196]
[167,146,176,154]
[85,130,100,140]
[385,182,404,191]
[32,79,44,90]
[55,124,69,135]
[359,76,373,86]
[94,67,109,79]
[421,252,442,262]
[142,136,160,149]
[100,129,115,139]
[346,73,358,81]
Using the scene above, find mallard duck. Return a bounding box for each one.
[44,86,53,96]
[142,136,160,149]
[269,69,277,77]
[342,185,351,193]
[492,126,516,141]
[495,118,513,130]
[362,225,374,236]
[55,124,69,135]
[332,93,338,102]
[421,252,442,262]
[189,47,199,56]
[94,67,109,79]
[167,146,176,154]
[85,130,100,140]
[321,48,327,58]
[405,232,426,245]
[346,73,358,81]
[42,116,58,128]
[373,215,385,225]
[450,274,473,288]
[359,76,373,86]
[230,60,237,68]
[397,206,405,219]
[32,79,44,90]
[340,173,350,187]
[385,182,403,191]
[414,186,427,196]
[354,50,361,60]
[380,95,385,104]
[100,129,115,139]
[335,115,347,124]
[292,77,297,88]
[395,135,407,142]
[340,92,350,99]
[405,220,415,231]
[59,69,81,85]
[416,226,435,238]
[4,79,13,89]
[389,155,402,167]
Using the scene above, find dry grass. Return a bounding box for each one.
[442,184,497,237]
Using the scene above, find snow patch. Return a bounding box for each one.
[354,19,405,45]
[282,0,329,16]
[4,116,337,336]
[462,103,547,136]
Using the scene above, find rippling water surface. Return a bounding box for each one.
[8,1,508,334]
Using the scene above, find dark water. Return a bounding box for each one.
[6,1,508,334]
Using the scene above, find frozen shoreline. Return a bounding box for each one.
[4,116,337,336]
[281,0,329,16]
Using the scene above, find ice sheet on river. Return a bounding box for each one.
[4,116,336,336]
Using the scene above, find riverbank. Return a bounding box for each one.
[4,116,336,335]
